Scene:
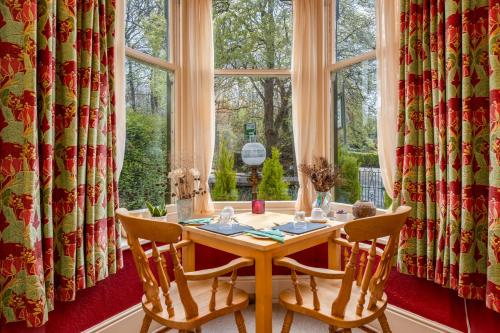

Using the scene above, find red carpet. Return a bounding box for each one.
[2,245,499,333]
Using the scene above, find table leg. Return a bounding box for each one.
[182,231,195,272]
[328,229,341,270]
[255,253,273,333]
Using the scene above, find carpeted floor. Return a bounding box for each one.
[202,304,365,333]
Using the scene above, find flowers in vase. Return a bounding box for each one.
[168,167,206,200]
[299,157,342,192]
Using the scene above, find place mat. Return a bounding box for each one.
[197,223,253,236]
[273,222,327,235]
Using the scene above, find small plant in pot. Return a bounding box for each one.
[146,201,168,220]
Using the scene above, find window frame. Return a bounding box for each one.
[121,0,181,206]
[327,0,377,165]
[212,1,295,201]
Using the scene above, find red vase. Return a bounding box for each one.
[252,200,265,214]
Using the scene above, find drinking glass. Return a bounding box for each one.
[219,207,233,229]
[293,211,307,230]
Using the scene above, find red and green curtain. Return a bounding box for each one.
[0,0,122,327]
[395,0,500,312]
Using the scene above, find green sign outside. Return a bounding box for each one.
[244,123,257,140]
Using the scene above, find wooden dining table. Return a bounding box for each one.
[181,211,348,333]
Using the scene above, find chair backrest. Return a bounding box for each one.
[116,208,199,319]
[331,206,411,318]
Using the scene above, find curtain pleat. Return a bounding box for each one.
[0,0,122,326]
[395,0,500,313]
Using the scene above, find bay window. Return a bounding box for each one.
[329,0,387,208]
[212,0,297,201]
[119,0,177,209]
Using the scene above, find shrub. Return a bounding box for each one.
[258,147,290,200]
[336,150,361,204]
[212,137,239,201]
[348,151,380,168]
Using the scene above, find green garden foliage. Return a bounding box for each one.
[336,150,361,204]
[212,137,239,201]
[118,110,169,210]
[258,148,290,200]
[348,151,379,168]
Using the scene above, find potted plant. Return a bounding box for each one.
[146,201,168,220]
[299,157,342,214]
[168,167,206,222]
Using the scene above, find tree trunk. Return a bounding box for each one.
[262,78,277,155]
[127,60,137,111]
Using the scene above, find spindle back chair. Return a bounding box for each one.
[116,208,254,333]
[274,206,411,333]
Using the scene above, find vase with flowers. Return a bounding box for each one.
[299,157,342,214]
[168,167,206,222]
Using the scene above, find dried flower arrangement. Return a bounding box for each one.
[298,157,342,192]
[168,167,206,200]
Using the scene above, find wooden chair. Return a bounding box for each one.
[274,206,412,333]
[116,208,254,333]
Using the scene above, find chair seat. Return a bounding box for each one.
[143,280,249,330]
[279,278,387,329]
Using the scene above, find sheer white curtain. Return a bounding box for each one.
[376,0,400,199]
[178,0,215,214]
[114,0,126,180]
[292,0,328,212]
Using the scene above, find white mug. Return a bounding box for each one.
[311,208,325,221]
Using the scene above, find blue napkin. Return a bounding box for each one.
[179,218,212,225]
[246,229,285,243]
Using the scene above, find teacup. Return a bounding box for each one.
[311,208,326,221]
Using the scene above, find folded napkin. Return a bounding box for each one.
[246,229,285,243]
[179,218,212,225]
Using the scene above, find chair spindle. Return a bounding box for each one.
[209,277,218,311]
[357,251,367,286]
[331,242,359,318]
[152,242,175,317]
[368,235,397,310]
[169,243,199,319]
[226,270,238,305]
[356,240,377,316]
[129,238,163,312]
[291,269,303,305]
[310,275,320,310]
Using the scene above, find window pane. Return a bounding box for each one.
[332,60,388,208]
[126,0,169,60]
[119,58,173,210]
[335,0,376,61]
[211,76,297,200]
[213,0,292,69]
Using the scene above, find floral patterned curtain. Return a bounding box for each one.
[0,0,122,327]
[394,0,500,313]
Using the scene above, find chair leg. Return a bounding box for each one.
[378,313,392,333]
[281,310,294,333]
[234,310,247,333]
[140,315,153,333]
[328,325,336,333]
